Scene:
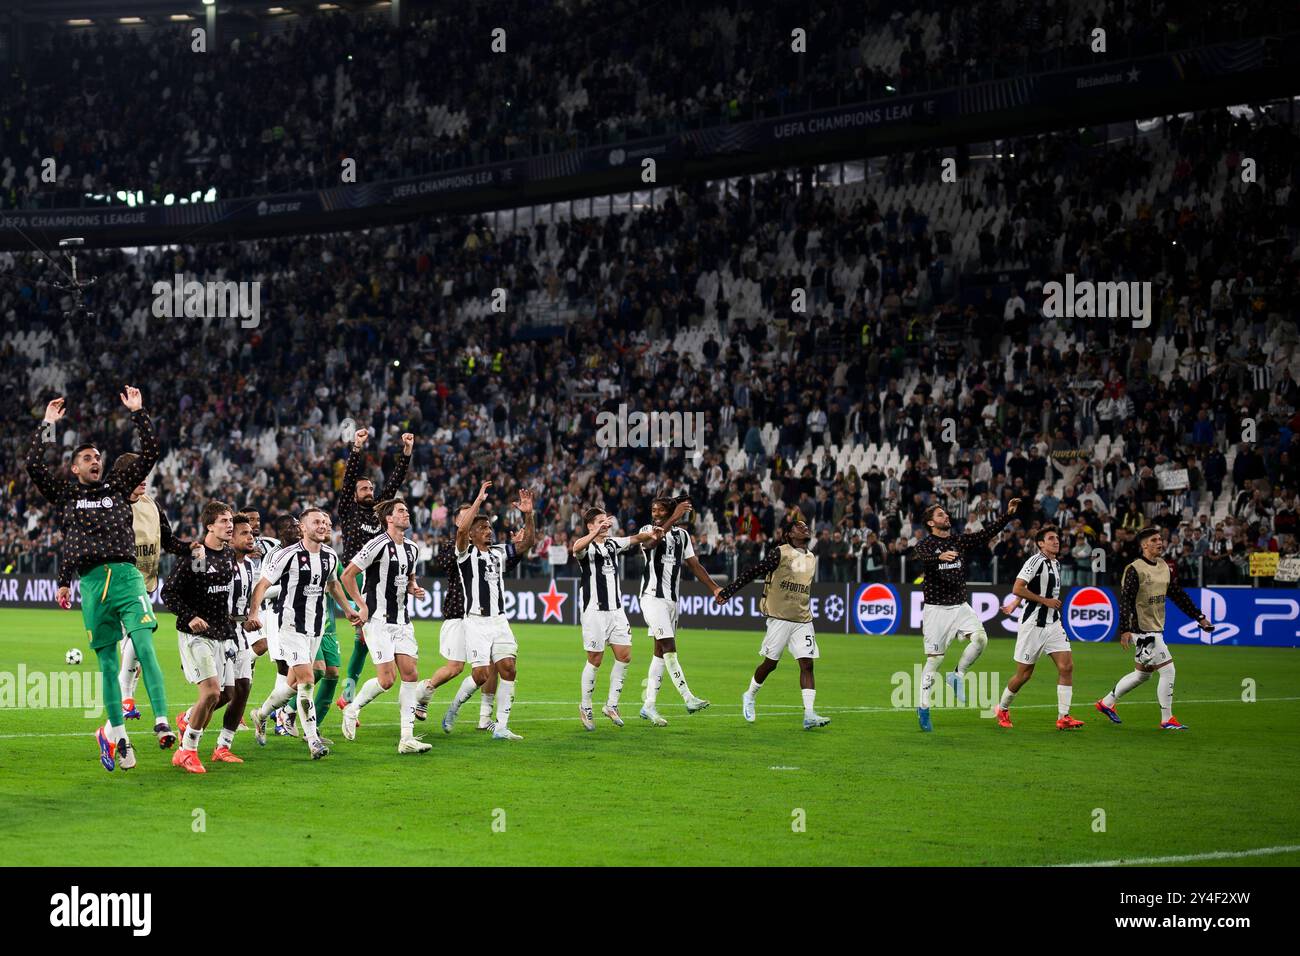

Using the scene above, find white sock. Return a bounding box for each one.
[353,677,386,711]
[745,676,762,698]
[955,632,987,676]
[105,721,126,744]
[120,638,140,700]
[1104,669,1149,707]
[297,684,319,743]
[257,675,294,718]
[1057,684,1073,717]
[801,688,816,716]
[217,727,235,750]
[919,656,943,708]
[645,655,665,706]
[480,693,495,724]
[663,651,692,700]
[1156,664,1175,722]
[999,687,1017,710]
[450,674,477,712]
[607,659,628,708]
[581,662,598,707]
[416,679,435,706]
[399,680,418,739]
[183,706,193,724]
[183,727,202,752]
[496,679,515,728]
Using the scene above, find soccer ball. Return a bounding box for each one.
[65,648,83,665]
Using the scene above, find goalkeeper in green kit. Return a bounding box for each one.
[26,388,174,772]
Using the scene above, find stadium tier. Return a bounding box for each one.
[0,0,1299,899]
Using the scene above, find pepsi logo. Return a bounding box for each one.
[1064,586,1115,641]
[853,583,899,635]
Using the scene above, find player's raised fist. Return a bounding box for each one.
[353,427,369,449]
[120,386,143,412]
[401,432,415,454]
[1007,497,1022,513]
[43,397,66,423]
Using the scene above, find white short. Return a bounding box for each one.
[922,603,983,656]
[221,645,254,686]
[439,617,468,662]
[278,628,322,668]
[1131,630,1173,668]
[1013,620,1071,665]
[582,608,632,652]
[464,614,517,666]
[178,630,222,685]
[261,610,283,661]
[365,620,418,664]
[641,595,679,640]
[760,618,819,661]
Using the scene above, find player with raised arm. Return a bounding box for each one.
[1095,527,1213,730]
[638,495,721,725]
[414,503,502,732]
[332,427,413,722]
[57,451,192,741]
[176,512,260,760]
[246,508,361,758]
[912,497,1022,732]
[440,482,536,741]
[993,526,1085,730]
[161,502,238,774]
[571,507,661,730]
[339,499,431,754]
[714,520,830,730]
[26,389,170,772]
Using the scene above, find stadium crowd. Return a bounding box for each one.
[2,0,1296,208]
[3,89,1299,591]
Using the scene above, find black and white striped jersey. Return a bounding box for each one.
[253,536,284,606]
[230,555,255,621]
[1016,552,1062,628]
[639,525,694,602]
[457,541,517,617]
[579,536,634,613]
[260,542,340,637]
[353,532,419,625]
[253,535,280,572]
[1250,363,1273,391]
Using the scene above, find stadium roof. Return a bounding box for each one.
[2,1,392,24]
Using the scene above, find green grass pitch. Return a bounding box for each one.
[1,607,1297,866]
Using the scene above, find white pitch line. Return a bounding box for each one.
[5,695,1299,714]
[1063,844,1300,867]
[2,696,1297,739]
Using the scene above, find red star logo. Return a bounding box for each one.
[539,580,567,622]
